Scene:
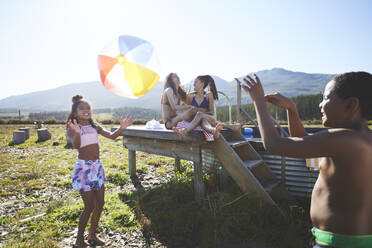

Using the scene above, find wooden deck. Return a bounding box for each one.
[120,126,296,209]
[121,126,212,202]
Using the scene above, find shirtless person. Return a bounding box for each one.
[241,72,372,248]
[161,73,196,129]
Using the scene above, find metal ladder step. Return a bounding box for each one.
[243,159,264,169]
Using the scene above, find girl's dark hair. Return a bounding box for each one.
[196,75,218,100]
[163,73,186,101]
[66,94,99,128]
[333,71,372,120]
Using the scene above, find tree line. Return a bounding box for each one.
[5,93,323,123]
[28,107,161,121]
[216,93,323,123]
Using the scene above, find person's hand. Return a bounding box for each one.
[120,114,133,129]
[241,74,265,102]
[67,119,80,134]
[265,93,295,110]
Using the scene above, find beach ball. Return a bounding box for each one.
[98,35,160,98]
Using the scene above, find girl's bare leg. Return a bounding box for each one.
[87,186,105,244]
[199,113,217,126]
[76,191,94,247]
[201,119,223,139]
[173,111,204,139]
[200,119,214,133]
[213,122,224,139]
[168,108,196,129]
[223,123,242,132]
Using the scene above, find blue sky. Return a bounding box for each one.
[0,0,371,100]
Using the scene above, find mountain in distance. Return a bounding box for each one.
[0,68,335,111]
[0,80,165,111]
[184,68,335,106]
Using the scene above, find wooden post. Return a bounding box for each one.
[193,144,204,203]
[236,80,241,123]
[19,127,30,139]
[13,131,26,144]
[174,158,181,172]
[280,132,286,184]
[37,128,51,142]
[128,149,136,176]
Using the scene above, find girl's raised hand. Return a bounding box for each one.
[241,74,265,102]
[120,114,133,129]
[67,119,80,134]
[265,93,295,110]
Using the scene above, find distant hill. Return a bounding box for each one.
[184,68,335,106]
[0,80,165,111]
[0,68,335,111]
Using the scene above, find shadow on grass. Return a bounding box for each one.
[118,172,313,248]
[130,175,144,190]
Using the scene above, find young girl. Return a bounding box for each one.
[173,75,241,139]
[161,73,196,129]
[66,95,133,248]
[241,72,372,248]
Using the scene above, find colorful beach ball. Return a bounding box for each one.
[98,35,160,98]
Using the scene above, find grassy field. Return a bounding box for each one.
[0,124,314,248]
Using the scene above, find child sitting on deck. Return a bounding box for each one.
[161,73,197,129]
[173,75,241,140]
[241,72,372,248]
[66,95,133,248]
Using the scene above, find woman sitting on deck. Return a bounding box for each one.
[173,75,241,140]
[161,73,196,129]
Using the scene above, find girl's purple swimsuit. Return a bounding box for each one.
[72,159,106,191]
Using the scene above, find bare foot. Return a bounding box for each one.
[231,123,242,132]
[87,234,105,246]
[173,127,187,139]
[73,240,89,248]
[213,122,223,139]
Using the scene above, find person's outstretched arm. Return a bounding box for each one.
[241,74,361,159]
[265,93,307,137]
[98,115,133,140]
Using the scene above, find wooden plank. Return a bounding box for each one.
[121,129,206,202]
[123,137,201,163]
[192,143,204,203]
[213,136,276,205]
[175,158,181,172]
[121,126,204,142]
[128,149,136,176]
[243,159,263,169]
[227,140,250,148]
